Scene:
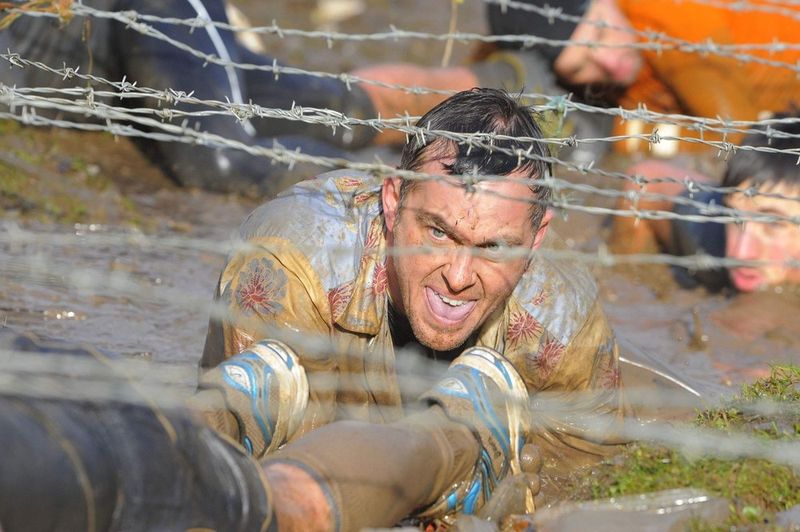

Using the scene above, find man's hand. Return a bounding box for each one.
[477,443,543,521]
[450,444,542,531]
[416,347,534,520]
[193,339,309,458]
[262,462,332,532]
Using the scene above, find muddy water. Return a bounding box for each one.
[1,3,799,410]
[0,208,251,364]
[235,0,489,69]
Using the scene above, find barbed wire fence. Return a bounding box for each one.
[0,0,799,518]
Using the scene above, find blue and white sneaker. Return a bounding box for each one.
[197,339,309,458]
[417,347,531,519]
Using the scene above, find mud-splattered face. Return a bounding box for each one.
[725,180,800,292]
[382,159,551,351]
[553,0,643,86]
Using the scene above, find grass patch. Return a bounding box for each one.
[0,119,150,226]
[565,365,800,529]
[0,153,92,224]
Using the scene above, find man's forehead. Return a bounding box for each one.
[409,181,536,241]
[731,179,800,213]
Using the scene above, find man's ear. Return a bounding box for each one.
[381,177,402,232]
[531,209,554,250]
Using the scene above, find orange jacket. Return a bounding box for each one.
[614,0,800,154]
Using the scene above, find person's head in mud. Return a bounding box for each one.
[722,116,800,292]
[381,88,554,351]
[487,0,643,88]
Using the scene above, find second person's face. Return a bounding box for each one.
[725,180,800,292]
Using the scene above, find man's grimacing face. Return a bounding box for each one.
[381,159,552,351]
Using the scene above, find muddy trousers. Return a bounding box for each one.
[0,330,273,531]
[0,333,479,532]
[0,396,477,532]
[0,394,274,532]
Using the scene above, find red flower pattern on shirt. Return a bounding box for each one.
[372,261,388,295]
[334,177,363,192]
[360,220,382,269]
[600,356,621,389]
[235,258,288,316]
[353,191,374,207]
[327,281,355,321]
[532,289,548,306]
[535,339,564,378]
[507,311,543,347]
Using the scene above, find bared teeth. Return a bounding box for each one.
[426,287,476,323]
[438,293,466,306]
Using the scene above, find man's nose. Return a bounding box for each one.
[593,46,627,79]
[730,224,763,262]
[443,248,477,292]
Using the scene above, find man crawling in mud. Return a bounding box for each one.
[197,87,627,528]
[0,88,626,531]
[611,115,800,294]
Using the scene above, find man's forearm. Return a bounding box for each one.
[265,405,479,531]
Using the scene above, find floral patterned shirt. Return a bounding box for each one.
[202,170,627,462]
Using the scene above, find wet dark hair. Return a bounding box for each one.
[722,112,800,192]
[398,87,552,230]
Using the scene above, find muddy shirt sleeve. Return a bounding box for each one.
[505,296,628,470]
[199,237,339,442]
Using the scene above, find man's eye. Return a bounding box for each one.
[765,220,793,236]
[430,227,447,240]
[484,241,508,257]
